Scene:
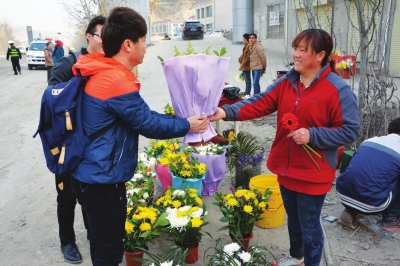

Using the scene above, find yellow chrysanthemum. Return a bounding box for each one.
[157,157,169,165]
[191,217,203,228]
[188,188,197,194]
[224,194,234,201]
[258,202,267,210]
[172,200,182,208]
[248,191,256,199]
[126,207,133,214]
[195,197,203,206]
[227,198,239,207]
[125,221,134,233]
[189,192,198,198]
[190,206,200,212]
[243,205,253,213]
[139,222,151,231]
[163,200,173,207]
[197,163,207,174]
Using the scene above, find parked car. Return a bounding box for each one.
[26,39,48,70]
[182,20,204,40]
[16,46,26,55]
[211,30,223,35]
[205,29,213,35]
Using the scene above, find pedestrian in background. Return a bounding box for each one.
[212,29,359,266]
[249,33,266,94]
[48,15,107,264]
[44,42,54,81]
[6,40,22,75]
[52,40,65,64]
[239,33,251,96]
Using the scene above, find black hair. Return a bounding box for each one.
[85,15,107,35]
[249,33,257,39]
[388,117,400,134]
[243,34,250,41]
[102,7,147,58]
[46,42,52,46]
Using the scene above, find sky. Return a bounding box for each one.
[1,0,76,43]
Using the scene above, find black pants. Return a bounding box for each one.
[47,66,53,81]
[55,173,90,246]
[11,57,21,74]
[71,177,126,266]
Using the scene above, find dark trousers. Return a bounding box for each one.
[47,66,53,81]
[280,185,326,266]
[71,177,127,266]
[242,71,251,95]
[55,173,90,246]
[11,57,21,74]
[343,181,400,222]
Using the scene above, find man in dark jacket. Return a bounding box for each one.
[337,117,400,232]
[6,40,22,75]
[48,15,107,264]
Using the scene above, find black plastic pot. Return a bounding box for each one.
[234,162,261,189]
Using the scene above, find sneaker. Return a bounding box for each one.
[381,217,400,232]
[340,211,358,229]
[272,254,304,266]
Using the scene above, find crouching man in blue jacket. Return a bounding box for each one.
[69,7,208,266]
[336,117,400,232]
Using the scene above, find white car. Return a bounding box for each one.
[27,40,47,70]
[211,30,223,35]
[16,46,26,55]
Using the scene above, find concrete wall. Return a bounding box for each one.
[215,0,233,31]
[126,0,151,45]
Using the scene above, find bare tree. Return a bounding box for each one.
[0,18,16,55]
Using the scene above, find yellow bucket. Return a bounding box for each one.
[249,174,285,228]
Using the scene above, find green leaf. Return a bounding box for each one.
[220,47,227,56]
[157,55,164,62]
[213,50,219,56]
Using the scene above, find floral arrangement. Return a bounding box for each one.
[164,103,175,118]
[132,246,188,266]
[281,113,321,170]
[213,186,272,238]
[155,187,203,210]
[124,205,169,252]
[126,181,154,207]
[336,59,353,71]
[144,139,180,159]
[158,149,207,179]
[235,72,245,83]
[187,143,226,155]
[205,241,276,265]
[226,131,264,172]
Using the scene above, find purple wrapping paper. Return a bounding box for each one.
[161,54,230,143]
[192,151,227,196]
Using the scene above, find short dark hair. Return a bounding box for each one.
[102,7,147,58]
[388,117,400,134]
[243,33,250,41]
[249,33,257,39]
[85,15,107,35]
[46,41,52,46]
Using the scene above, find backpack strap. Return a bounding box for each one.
[71,51,82,64]
[87,118,120,141]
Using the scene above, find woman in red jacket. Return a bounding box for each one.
[211,29,359,266]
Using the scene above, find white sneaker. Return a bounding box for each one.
[272,254,304,266]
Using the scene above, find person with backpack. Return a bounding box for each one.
[68,7,208,265]
[47,15,106,264]
[52,40,65,64]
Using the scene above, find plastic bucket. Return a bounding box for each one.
[249,174,285,228]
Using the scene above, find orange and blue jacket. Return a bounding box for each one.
[222,64,360,195]
[71,53,189,184]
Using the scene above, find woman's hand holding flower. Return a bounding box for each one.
[287,128,310,145]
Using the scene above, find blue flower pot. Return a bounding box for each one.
[170,172,205,196]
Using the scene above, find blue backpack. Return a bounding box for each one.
[33,76,117,175]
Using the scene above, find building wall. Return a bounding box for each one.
[389,0,400,76]
[125,0,151,45]
[215,1,233,31]
[194,0,214,30]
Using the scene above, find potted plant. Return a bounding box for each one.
[188,143,227,196]
[213,187,272,251]
[336,59,353,79]
[133,245,189,266]
[205,240,276,265]
[226,131,265,189]
[124,206,169,266]
[155,187,204,210]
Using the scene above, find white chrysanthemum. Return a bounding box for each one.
[143,192,149,199]
[223,242,241,256]
[139,153,148,162]
[132,188,141,194]
[148,157,156,165]
[165,207,177,216]
[168,216,190,230]
[172,189,186,198]
[149,263,155,266]
[126,190,134,196]
[232,258,241,265]
[238,251,251,262]
[191,208,204,218]
[178,205,191,212]
[196,146,207,153]
[138,199,145,203]
[199,151,207,155]
[160,261,173,266]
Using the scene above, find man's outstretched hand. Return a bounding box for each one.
[187,116,209,132]
[210,107,226,122]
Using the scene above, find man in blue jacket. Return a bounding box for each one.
[48,15,107,264]
[337,117,400,232]
[69,7,208,266]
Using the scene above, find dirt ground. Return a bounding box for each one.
[1,35,399,266]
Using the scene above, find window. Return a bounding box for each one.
[267,3,285,38]
[206,6,212,17]
[201,8,204,18]
[197,9,200,19]
[206,23,213,30]
[163,25,167,32]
